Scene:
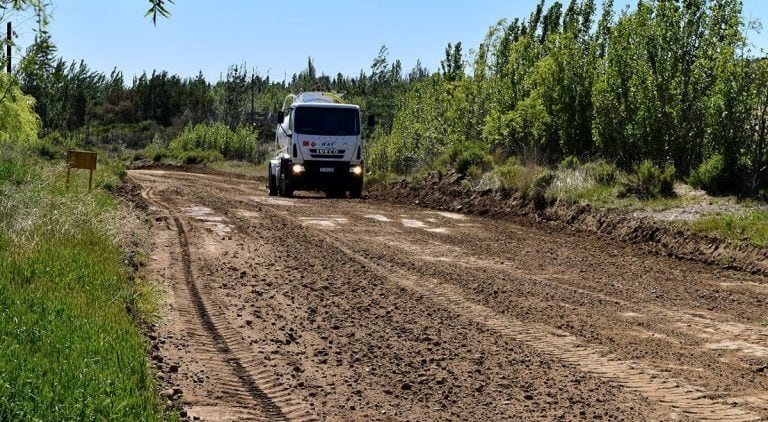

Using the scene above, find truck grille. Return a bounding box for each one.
[310,154,345,159]
[309,149,346,159]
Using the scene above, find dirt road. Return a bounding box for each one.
[128,169,768,421]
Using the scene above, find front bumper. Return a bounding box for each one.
[285,160,363,191]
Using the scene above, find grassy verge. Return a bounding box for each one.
[0,146,163,420]
[370,154,768,248]
[688,210,768,247]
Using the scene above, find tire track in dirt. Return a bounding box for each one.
[252,202,761,421]
[327,234,762,421]
[375,237,768,361]
[142,185,316,422]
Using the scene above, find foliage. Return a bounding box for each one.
[170,122,260,162]
[477,158,544,194]
[584,159,618,185]
[689,153,728,193]
[560,155,580,170]
[0,74,40,144]
[624,159,676,199]
[0,147,163,420]
[134,143,169,162]
[436,142,492,175]
[366,0,767,198]
[531,168,556,193]
[6,0,768,199]
[146,0,174,25]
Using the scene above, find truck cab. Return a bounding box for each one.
[269,92,365,198]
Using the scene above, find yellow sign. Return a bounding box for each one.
[67,150,97,170]
[66,150,97,192]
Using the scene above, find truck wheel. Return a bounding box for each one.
[279,174,293,198]
[268,174,278,196]
[349,186,362,199]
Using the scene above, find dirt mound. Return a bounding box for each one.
[128,160,266,182]
[366,170,768,276]
[115,177,148,213]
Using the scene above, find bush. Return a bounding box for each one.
[479,158,543,194]
[584,159,619,185]
[530,168,556,193]
[625,159,675,198]
[135,144,169,163]
[177,150,223,165]
[560,155,581,170]
[170,123,261,162]
[689,153,727,193]
[437,142,492,175]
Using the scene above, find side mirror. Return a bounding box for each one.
[367,114,376,127]
[277,111,285,123]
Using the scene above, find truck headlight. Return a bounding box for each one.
[350,165,363,176]
[292,164,305,174]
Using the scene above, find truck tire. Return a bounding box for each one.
[349,185,362,199]
[268,173,278,196]
[279,173,294,198]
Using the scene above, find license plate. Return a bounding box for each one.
[319,167,335,173]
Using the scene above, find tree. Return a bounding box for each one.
[440,42,464,81]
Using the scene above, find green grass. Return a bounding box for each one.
[0,146,163,420]
[687,210,768,247]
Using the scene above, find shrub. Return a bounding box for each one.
[170,123,260,162]
[482,159,543,193]
[584,159,618,185]
[689,153,727,193]
[437,142,492,175]
[530,168,556,193]
[625,159,676,198]
[177,150,223,165]
[560,155,581,170]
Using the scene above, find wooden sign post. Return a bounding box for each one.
[66,150,97,192]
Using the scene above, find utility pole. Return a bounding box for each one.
[6,22,11,73]
[250,72,255,132]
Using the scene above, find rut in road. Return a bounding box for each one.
[257,204,762,422]
[143,186,317,422]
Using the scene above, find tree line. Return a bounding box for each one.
[372,0,768,195]
[3,0,767,195]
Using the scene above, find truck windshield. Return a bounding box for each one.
[294,107,360,136]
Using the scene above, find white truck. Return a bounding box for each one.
[268,92,372,198]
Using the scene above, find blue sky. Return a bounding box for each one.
[13,1,768,82]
